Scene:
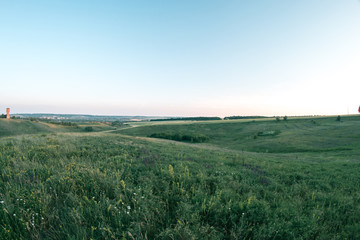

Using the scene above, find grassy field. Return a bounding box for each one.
[118,115,360,153]
[0,116,359,239]
[0,119,115,137]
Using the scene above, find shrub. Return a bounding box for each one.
[85,126,93,132]
[149,132,209,143]
[111,121,123,127]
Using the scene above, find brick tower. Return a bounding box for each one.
[6,108,10,119]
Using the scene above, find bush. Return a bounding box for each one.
[111,121,123,127]
[84,126,93,132]
[149,132,209,143]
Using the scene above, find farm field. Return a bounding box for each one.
[0,116,359,239]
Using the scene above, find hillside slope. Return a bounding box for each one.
[117,115,360,153]
[0,119,83,137]
[0,119,53,137]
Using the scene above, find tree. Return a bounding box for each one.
[283,116,288,121]
[336,115,341,121]
[358,105,360,114]
[84,126,93,132]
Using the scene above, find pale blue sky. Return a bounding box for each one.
[1,0,359,116]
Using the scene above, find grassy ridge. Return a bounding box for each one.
[118,115,360,153]
[0,120,115,137]
[0,120,55,137]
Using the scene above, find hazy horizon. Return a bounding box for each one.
[1,0,359,117]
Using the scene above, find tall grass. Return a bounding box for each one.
[0,131,359,239]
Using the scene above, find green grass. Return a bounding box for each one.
[117,115,360,153]
[0,119,57,137]
[0,120,115,138]
[0,116,359,239]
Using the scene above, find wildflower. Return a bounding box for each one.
[127,206,131,210]
[0,201,4,204]
[120,180,126,189]
[169,164,174,178]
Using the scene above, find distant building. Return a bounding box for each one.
[6,108,10,119]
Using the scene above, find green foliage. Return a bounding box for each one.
[283,116,288,121]
[149,132,209,143]
[336,115,341,121]
[50,121,78,127]
[84,126,93,132]
[111,121,123,127]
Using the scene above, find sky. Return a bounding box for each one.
[1,0,360,117]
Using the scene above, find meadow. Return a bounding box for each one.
[0,116,359,239]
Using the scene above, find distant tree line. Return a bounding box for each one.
[0,114,18,119]
[56,121,78,127]
[41,120,79,127]
[151,117,221,122]
[224,116,269,120]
